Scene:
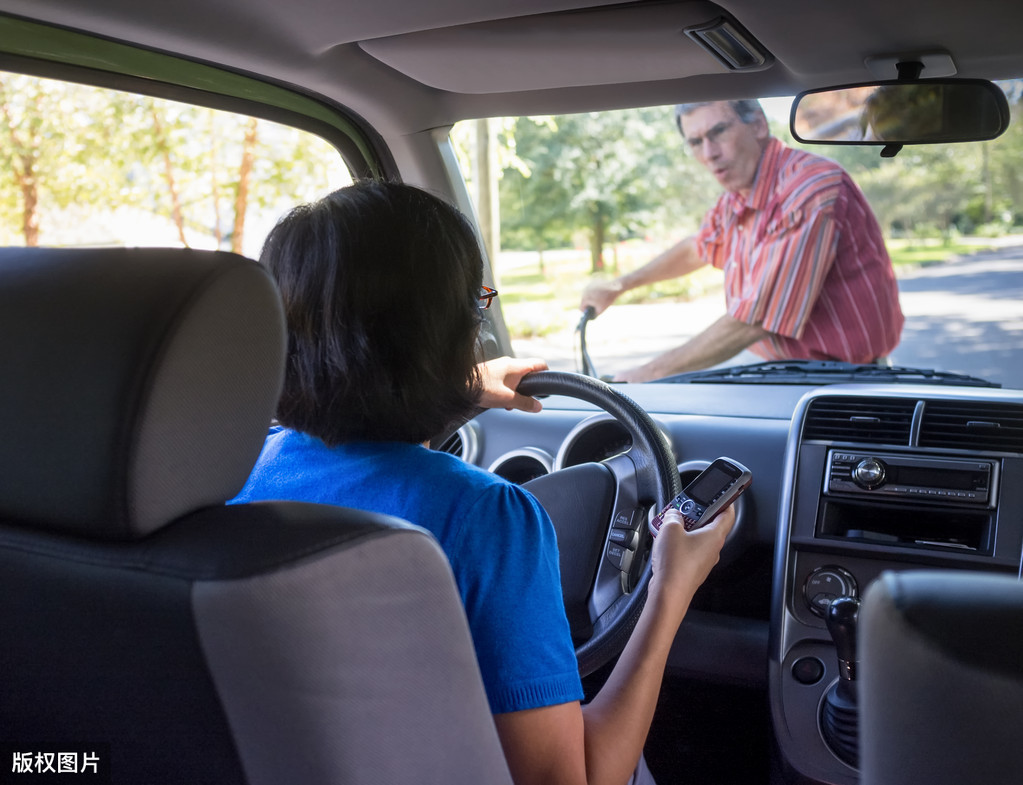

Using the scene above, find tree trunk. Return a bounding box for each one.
[151,107,189,247]
[589,204,606,272]
[982,142,992,224]
[231,117,258,255]
[2,92,41,246]
[210,110,224,248]
[474,118,500,262]
[19,166,39,246]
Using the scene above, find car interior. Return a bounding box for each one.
[0,246,513,784]
[1,0,1022,784]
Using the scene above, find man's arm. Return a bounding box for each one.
[615,313,770,382]
[493,508,736,785]
[580,235,706,316]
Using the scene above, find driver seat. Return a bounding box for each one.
[0,247,512,785]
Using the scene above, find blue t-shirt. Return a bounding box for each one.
[231,427,584,714]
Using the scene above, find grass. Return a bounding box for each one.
[495,240,721,338]
[886,238,994,267]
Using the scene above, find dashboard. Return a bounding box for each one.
[448,378,1023,785]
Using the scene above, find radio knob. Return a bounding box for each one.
[853,458,886,490]
[805,566,858,618]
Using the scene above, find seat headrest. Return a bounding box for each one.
[0,247,286,540]
[864,569,1023,679]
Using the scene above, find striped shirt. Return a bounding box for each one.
[696,137,904,362]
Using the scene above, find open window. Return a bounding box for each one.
[0,70,353,256]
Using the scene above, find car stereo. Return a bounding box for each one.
[825,450,996,507]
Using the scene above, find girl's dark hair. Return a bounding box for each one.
[260,180,485,445]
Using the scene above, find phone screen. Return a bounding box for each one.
[684,461,739,506]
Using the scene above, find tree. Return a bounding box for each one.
[985,84,1023,225]
[0,78,43,245]
[0,74,130,245]
[498,107,718,273]
[497,116,575,265]
[0,72,349,252]
[149,103,189,245]
[231,116,259,254]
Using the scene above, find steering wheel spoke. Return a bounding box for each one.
[516,371,682,676]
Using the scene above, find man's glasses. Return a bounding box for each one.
[478,285,499,310]
[685,120,735,156]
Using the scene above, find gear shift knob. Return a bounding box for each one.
[826,595,861,681]
[820,595,861,767]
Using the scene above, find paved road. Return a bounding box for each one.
[892,244,1023,389]
[513,244,1023,390]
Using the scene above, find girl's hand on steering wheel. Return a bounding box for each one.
[478,356,549,412]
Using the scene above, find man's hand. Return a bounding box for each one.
[579,236,705,323]
[478,356,548,413]
[613,314,771,382]
[612,366,651,383]
[579,278,624,317]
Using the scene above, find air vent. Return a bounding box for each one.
[803,397,916,445]
[436,431,463,456]
[919,401,1023,453]
[434,422,480,463]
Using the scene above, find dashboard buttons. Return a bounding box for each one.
[613,510,642,531]
[804,566,858,618]
[605,542,634,572]
[607,509,648,589]
[608,527,638,549]
[791,656,825,685]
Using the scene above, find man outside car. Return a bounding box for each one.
[580,99,904,382]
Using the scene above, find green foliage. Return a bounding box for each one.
[0,71,350,250]
[804,80,1023,238]
[495,108,718,271]
[480,89,1023,279]
[0,73,126,243]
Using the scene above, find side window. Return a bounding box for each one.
[0,71,353,256]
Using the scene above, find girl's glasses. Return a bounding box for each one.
[478,286,499,310]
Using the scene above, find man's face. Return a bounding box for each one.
[679,103,768,196]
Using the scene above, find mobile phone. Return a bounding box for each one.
[649,457,752,535]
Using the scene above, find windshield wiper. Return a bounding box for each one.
[661,360,1001,388]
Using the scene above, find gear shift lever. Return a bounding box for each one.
[827,595,860,681]
[820,596,861,767]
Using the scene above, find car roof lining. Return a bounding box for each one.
[0,0,1022,139]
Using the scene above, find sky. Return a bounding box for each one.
[761,95,794,124]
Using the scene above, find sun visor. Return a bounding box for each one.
[358,1,771,94]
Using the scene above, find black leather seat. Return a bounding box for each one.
[860,569,1023,785]
[0,247,512,784]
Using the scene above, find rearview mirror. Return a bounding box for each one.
[791,79,1009,146]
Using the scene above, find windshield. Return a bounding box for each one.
[453,84,1023,389]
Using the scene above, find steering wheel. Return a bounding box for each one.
[516,370,681,676]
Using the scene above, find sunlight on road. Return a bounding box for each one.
[513,297,729,377]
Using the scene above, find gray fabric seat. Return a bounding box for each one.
[0,247,512,785]
[860,569,1023,785]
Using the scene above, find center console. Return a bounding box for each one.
[770,387,1023,784]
